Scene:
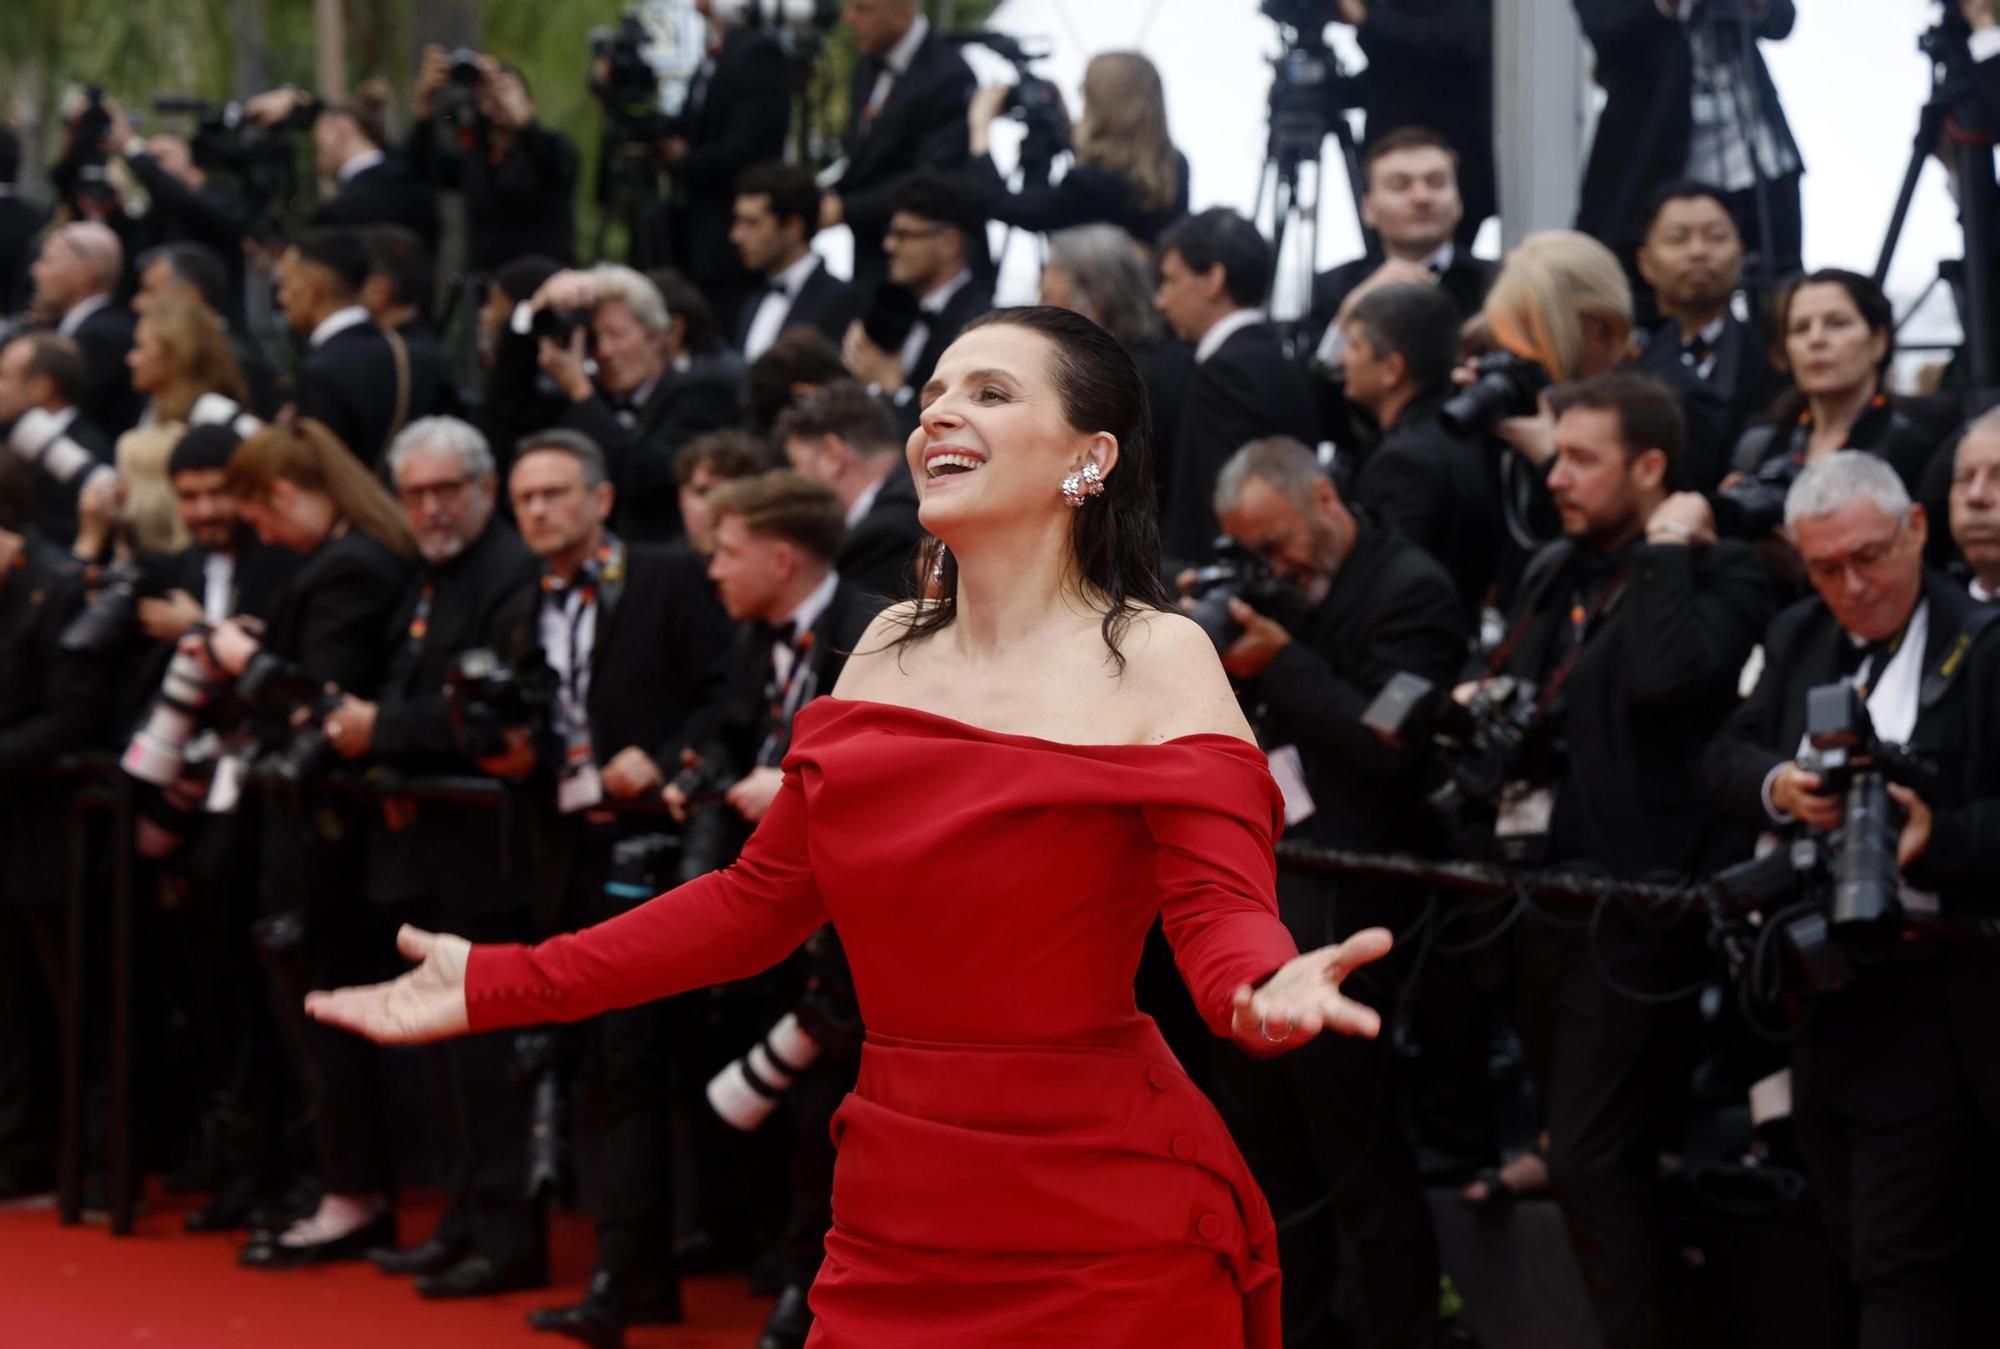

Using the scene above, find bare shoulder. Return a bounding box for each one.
[1116,608,1256,746]
[832,600,929,699]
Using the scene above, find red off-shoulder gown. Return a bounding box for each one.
[465,698,1301,1348]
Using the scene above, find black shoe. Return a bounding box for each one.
[369,1236,464,1277]
[239,1209,395,1270]
[527,1274,683,1347]
[757,1284,814,1349]
[417,1253,549,1299]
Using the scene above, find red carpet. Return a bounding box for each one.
[0,1188,774,1348]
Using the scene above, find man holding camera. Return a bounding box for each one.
[408,47,579,272]
[294,416,545,1299]
[503,428,731,1343]
[1200,435,1466,1349]
[1487,371,1772,1349]
[0,332,115,550]
[1706,451,2000,1347]
[532,264,744,542]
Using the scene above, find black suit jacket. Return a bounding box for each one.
[1353,388,1507,620]
[1238,511,1469,926]
[1633,314,1786,464]
[309,155,442,252]
[1498,536,1774,881]
[406,118,578,270]
[1305,252,1496,356]
[296,319,454,468]
[835,29,977,291]
[905,277,995,396]
[559,353,746,543]
[579,542,734,776]
[0,195,51,316]
[365,519,543,913]
[1355,0,1497,244]
[1131,338,1194,508]
[837,465,925,604]
[671,26,791,322]
[1574,0,1799,248]
[1163,321,1319,564]
[969,151,1189,248]
[0,535,110,908]
[1706,572,2000,917]
[259,529,413,697]
[68,303,142,436]
[734,259,863,354]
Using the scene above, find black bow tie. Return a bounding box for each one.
[1425,259,1445,277]
[759,619,798,648]
[1683,332,1716,365]
[1837,636,1891,682]
[765,278,792,297]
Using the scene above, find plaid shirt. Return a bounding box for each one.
[1681,16,1801,191]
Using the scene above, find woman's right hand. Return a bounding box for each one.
[304,925,473,1044]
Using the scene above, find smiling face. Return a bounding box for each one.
[909,324,1109,545]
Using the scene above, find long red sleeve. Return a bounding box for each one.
[1147,796,1299,1042]
[464,771,827,1031]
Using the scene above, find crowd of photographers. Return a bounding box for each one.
[5,1,2000,1346]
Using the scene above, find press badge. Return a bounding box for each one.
[1494,782,1553,840]
[1266,744,1318,826]
[557,737,603,814]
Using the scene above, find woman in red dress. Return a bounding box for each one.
[307,306,1393,1348]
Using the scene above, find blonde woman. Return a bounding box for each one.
[114,299,255,552]
[968,52,1189,247]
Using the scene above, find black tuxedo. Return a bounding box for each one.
[0,195,50,317]
[1305,252,1496,358]
[1633,314,1785,470]
[903,276,994,396]
[1354,0,1497,246]
[1162,321,1318,564]
[1130,338,1194,511]
[66,302,141,436]
[1220,510,1464,1345]
[968,150,1189,248]
[1574,0,1799,252]
[295,318,454,469]
[834,27,976,293]
[309,154,442,252]
[733,258,862,355]
[836,465,924,604]
[406,119,578,271]
[1703,572,2000,1344]
[1499,533,1774,1349]
[670,26,790,323]
[559,354,746,543]
[1352,388,1508,620]
[116,534,299,723]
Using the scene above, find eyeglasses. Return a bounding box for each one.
[397,477,473,507]
[1801,517,1907,587]
[885,223,949,243]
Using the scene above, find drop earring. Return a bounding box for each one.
[1059,461,1105,509]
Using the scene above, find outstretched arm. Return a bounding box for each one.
[307,769,828,1042]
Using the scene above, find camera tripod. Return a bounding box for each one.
[1873,18,2000,411]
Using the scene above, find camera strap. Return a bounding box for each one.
[1534,567,1632,715]
[1918,604,2000,711]
[382,324,412,445]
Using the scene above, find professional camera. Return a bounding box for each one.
[712,0,840,28]
[1184,538,1312,652]
[52,84,121,216]
[123,644,223,786]
[151,94,306,230]
[443,647,553,760]
[944,32,1072,187]
[667,756,744,884]
[589,14,676,142]
[530,305,594,347]
[708,925,859,1131]
[1439,352,1554,437]
[59,561,146,654]
[1800,682,1930,959]
[1714,452,1804,540]
[1365,671,1553,833]
[509,1029,577,1203]
[237,651,344,783]
[606,832,679,905]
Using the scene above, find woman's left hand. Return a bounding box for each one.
[1228,927,1393,1055]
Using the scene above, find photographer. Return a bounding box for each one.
[1154,208,1318,565]
[531,264,743,542]
[97,101,253,301]
[0,127,46,317]
[502,429,731,1341]
[407,47,578,271]
[243,88,441,251]
[823,0,977,295]
[29,221,141,436]
[0,332,115,548]
[0,455,110,1202]
[966,51,1189,248]
[1574,0,1802,292]
[1705,451,2000,1347]
[776,380,923,604]
[730,162,861,360]
[662,4,790,335]
[1484,371,1773,1349]
[1198,435,1466,1349]
[309,417,546,1299]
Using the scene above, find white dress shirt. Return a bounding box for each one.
[309,305,372,350]
[1196,308,1264,366]
[744,252,824,361]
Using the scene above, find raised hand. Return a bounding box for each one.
[1228,927,1394,1056]
[303,925,473,1044]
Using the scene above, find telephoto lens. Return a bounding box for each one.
[706,1013,823,1131]
[123,647,219,785]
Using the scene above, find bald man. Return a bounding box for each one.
[29,222,140,434]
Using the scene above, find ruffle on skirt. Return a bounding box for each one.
[804,1029,1282,1348]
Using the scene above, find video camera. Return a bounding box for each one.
[443,647,554,761]
[152,93,306,229]
[944,31,1071,188]
[1714,451,1804,540]
[1365,672,1553,830]
[589,13,678,144]
[1439,352,1554,437]
[1184,538,1313,652]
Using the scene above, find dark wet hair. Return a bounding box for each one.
[889,305,1174,673]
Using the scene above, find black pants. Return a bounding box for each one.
[1514,912,1700,1349]
[1792,947,2000,1349]
[778,1044,858,1290]
[1210,868,1440,1349]
[0,903,65,1191]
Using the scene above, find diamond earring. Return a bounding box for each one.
[1059,461,1105,509]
